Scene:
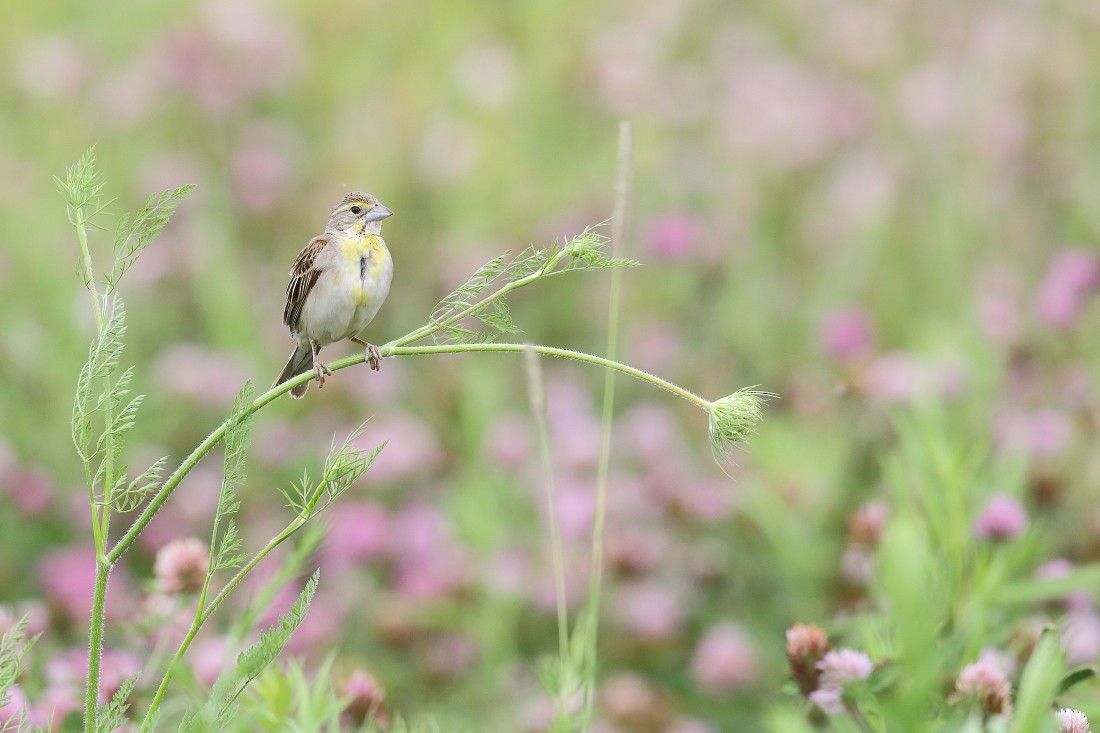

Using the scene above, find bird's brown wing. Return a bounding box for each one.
[283,234,329,332]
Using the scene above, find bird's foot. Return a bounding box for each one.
[351,337,382,371]
[313,357,332,387]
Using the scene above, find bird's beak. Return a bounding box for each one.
[364,204,394,223]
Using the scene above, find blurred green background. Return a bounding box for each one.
[3,0,1100,730]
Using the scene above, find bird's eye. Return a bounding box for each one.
[350,205,363,215]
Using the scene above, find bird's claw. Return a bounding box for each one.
[313,359,332,387]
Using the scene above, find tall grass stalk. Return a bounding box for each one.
[582,121,633,728]
[523,347,571,700]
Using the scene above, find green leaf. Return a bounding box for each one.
[95,675,137,733]
[1014,628,1063,733]
[998,563,1100,605]
[1056,665,1096,695]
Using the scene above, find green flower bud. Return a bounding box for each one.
[707,389,774,462]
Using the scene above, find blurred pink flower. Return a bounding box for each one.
[820,308,873,360]
[606,524,665,576]
[154,537,209,594]
[0,600,49,637]
[617,402,682,465]
[1036,249,1100,329]
[421,633,480,680]
[690,622,759,693]
[342,669,387,726]
[1037,560,1092,611]
[625,321,683,375]
[1056,708,1090,733]
[551,414,604,470]
[973,494,1028,540]
[388,503,471,599]
[153,344,252,408]
[666,477,734,523]
[809,684,845,715]
[818,648,873,685]
[615,581,685,641]
[349,415,443,483]
[977,265,1022,346]
[253,417,300,466]
[8,468,54,515]
[189,635,230,686]
[1064,608,1100,666]
[996,409,1072,459]
[861,352,933,403]
[286,591,347,654]
[0,685,27,727]
[14,35,91,99]
[139,462,222,550]
[38,547,136,621]
[322,500,391,565]
[600,673,669,730]
[666,719,719,733]
[898,63,959,134]
[552,479,597,537]
[26,684,81,729]
[721,58,866,168]
[95,61,162,128]
[231,123,296,213]
[100,649,142,701]
[157,0,303,117]
[647,212,703,261]
[44,647,140,704]
[484,413,532,469]
[955,656,1012,715]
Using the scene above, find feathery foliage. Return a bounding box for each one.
[427,227,638,345]
[281,424,384,518]
[107,185,195,292]
[94,677,137,733]
[212,383,255,574]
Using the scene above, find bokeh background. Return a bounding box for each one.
[3,0,1100,730]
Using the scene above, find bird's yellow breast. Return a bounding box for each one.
[339,234,388,306]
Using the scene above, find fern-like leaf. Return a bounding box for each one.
[106,184,195,292]
[94,675,137,733]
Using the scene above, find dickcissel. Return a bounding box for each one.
[273,191,394,398]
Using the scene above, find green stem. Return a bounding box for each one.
[523,350,569,667]
[386,343,711,411]
[74,203,113,733]
[111,341,711,566]
[584,120,632,725]
[84,561,110,731]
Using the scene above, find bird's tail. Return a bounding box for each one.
[273,346,313,399]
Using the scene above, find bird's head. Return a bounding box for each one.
[325,191,394,234]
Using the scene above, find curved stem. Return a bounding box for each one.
[384,342,712,411]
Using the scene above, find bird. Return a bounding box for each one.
[273,191,394,398]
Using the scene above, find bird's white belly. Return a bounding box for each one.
[296,242,393,347]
